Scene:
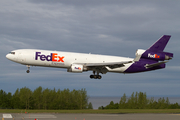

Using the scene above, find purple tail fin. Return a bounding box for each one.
[147,35,171,52]
[141,35,173,61]
[125,35,173,73]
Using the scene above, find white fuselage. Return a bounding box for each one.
[6,49,134,73]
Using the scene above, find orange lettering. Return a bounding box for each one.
[155,54,160,58]
[58,56,64,62]
[52,53,58,61]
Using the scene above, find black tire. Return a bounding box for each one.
[94,75,97,79]
[98,75,102,79]
[26,70,30,73]
[90,75,94,79]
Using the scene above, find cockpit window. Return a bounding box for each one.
[9,52,15,55]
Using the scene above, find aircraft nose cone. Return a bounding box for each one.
[6,54,10,59]
[6,54,13,61]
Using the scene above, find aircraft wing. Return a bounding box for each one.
[77,61,132,69]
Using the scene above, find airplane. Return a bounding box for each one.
[6,35,173,79]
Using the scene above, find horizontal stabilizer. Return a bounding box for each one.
[145,61,168,69]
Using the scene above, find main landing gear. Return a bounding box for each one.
[26,65,30,73]
[90,71,102,79]
[90,75,102,79]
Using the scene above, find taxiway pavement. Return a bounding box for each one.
[1,113,180,120]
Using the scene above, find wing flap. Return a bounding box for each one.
[76,61,132,69]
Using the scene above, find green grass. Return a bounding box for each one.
[1,109,180,114]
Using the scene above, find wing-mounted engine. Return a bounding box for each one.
[67,64,87,73]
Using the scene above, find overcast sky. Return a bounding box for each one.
[0,0,180,97]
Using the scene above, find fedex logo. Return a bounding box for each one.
[75,67,81,70]
[148,53,160,59]
[35,52,64,62]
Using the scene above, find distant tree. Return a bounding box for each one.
[156,97,167,109]
[0,90,12,108]
[7,92,13,108]
[127,92,135,109]
[119,93,127,109]
[49,88,58,109]
[98,106,104,110]
[70,89,80,109]
[0,89,4,108]
[105,101,114,109]
[169,102,180,109]
[147,97,156,109]
[79,89,88,109]
[134,92,138,108]
[33,86,43,109]
[87,102,93,109]
[166,97,170,108]
[137,92,147,109]
[12,88,20,109]
[42,88,50,110]
[18,87,32,109]
[0,87,90,110]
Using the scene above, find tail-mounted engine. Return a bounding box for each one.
[135,49,173,61]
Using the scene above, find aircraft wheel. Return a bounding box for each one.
[90,75,94,79]
[26,70,30,73]
[98,75,102,79]
[94,75,97,79]
[89,74,102,79]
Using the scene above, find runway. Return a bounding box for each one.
[1,113,180,120]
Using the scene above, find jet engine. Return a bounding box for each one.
[135,49,173,61]
[67,64,87,73]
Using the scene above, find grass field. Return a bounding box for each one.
[0,109,180,114]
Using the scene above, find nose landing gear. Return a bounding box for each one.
[26,65,30,73]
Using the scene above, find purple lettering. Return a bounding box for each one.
[35,52,64,62]
[46,54,52,61]
[35,52,41,60]
[40,55,46,61]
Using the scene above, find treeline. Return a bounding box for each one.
[99,92,180,109]
[0,86,93,110]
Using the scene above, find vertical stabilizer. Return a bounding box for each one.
[147,35,171,52]
[134,35,173,62]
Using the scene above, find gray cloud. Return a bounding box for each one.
[0,0,179,97]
